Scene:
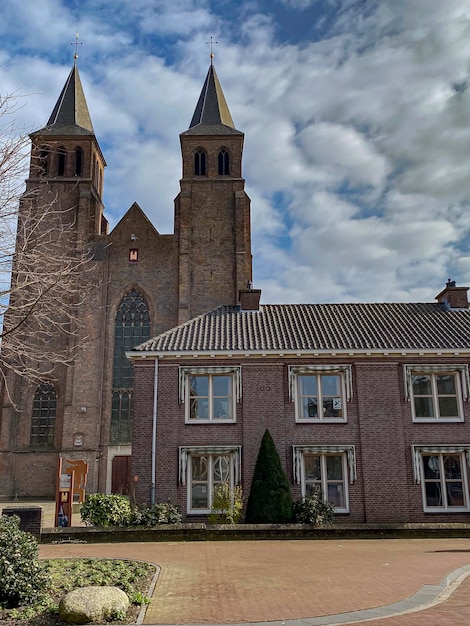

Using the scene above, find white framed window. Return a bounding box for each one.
[289,366,352,423]
[412,446,470,512]
[179,446,241,514]
[293,445,356,514]
[179,367,241,423]
[404,365,468,422]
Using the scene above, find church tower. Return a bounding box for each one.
[175,62,252,323]
[28,64,107,240]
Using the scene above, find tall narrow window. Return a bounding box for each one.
[194,150,206,175]
[57,147,66,176]
[218,149,229,175]
[75,147,83,176]
[111,290,150,443]
[30,382,57,447]
[39,148,49,176]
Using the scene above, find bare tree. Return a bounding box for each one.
[0,90,94,392]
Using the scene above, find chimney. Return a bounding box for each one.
[239,282,261,311]
[435,279,469,309]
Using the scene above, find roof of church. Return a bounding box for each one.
[132,302,470,354]
[31,65,95,137]
[182,64,243,136]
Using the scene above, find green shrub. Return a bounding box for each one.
[293,493,335,526]
[245,429,294,523]
[208,484,244,524]
[0,515,50,608]
[80,494,182,527]
[129,501,182,526]
[80,493,131,527]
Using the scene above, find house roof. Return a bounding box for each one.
[132,302,470,355]
[31,65,95,137]
[181,64,243,136]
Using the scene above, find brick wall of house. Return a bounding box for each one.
[132,355,470,524]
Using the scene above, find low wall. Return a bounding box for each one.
[39,522,470,544]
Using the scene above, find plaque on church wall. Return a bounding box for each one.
[73,432,84,447]
[129,248,138,262]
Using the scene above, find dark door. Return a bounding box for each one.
[111,455,130,495]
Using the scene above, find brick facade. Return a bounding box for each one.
[131,355,470,524]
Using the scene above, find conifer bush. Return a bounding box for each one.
[245,429,294,523]
[0,515,50,608]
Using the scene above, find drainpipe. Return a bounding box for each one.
[151,358,159,506]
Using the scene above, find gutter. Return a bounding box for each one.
[151,358,158,506]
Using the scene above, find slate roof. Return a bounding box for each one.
[182,64,243,136]
[31,65,94,137]
[133,302,470,354]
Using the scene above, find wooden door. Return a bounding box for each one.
[111,455,130,495]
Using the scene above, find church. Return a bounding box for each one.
[2,60,470,524]
[0,60,252,499]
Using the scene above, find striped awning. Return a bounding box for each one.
[288,365,353,402]
[292,445,356,485]
[411,445,470,483]
[178,445,242,485]
[403,365,469,402]
[179,366,242,403]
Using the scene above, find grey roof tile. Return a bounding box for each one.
[133,302,470,354]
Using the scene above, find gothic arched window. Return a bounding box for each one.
[111,290,150,443]
[218,149,229,175]
[75,147,83,176]
[30,382,57,447]
[57,147,67,176]
[194,150,206,176]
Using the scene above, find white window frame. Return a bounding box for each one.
[404,365,468,423]
[289,366,351,423]
[412,446,470,513]
[179,446,241,515]
[293,445,356,514]
[179,366,241,424]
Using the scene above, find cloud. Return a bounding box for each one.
[3,0,470,307]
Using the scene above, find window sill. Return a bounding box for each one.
[295,418,347,424]
[185,419,236,424]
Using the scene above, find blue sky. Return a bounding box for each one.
[2,0,470,304]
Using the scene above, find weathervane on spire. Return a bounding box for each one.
[71,32,83,65]
[205,36,218,65]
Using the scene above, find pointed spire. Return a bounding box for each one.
[182,64,243,136]
[32,65,94,136]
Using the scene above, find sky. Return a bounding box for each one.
[1,0,470,305]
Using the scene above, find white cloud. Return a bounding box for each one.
[3,0,470,306]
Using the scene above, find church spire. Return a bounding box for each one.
[32,65,94,136]
[183,64,243,135]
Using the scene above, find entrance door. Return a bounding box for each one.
[111,455,130,495]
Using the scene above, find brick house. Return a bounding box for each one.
[128,283,470,524]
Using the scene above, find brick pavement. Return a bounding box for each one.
[38,538,470,625]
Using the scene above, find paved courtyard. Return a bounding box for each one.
[38,538,470,625]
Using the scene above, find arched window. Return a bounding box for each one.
[75,147,83,176]
[111,290,150,443]
[218,149,230,175]
[30,382,57,447]
[39,147,49,176]
[194,150,206,176]
[57,147,66,176]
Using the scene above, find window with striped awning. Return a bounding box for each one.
[292,445,357,485]
[178,446,242,485]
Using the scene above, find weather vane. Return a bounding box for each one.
[71,33,83,64]
[205,36,218,64]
